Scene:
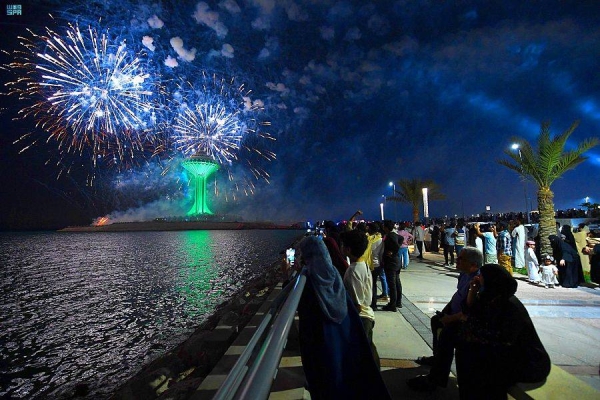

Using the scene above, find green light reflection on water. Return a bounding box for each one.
[177,230,222,317]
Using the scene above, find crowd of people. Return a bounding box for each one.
[352,216,599,288]
[287,209,600,399]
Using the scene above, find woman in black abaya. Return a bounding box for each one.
[549,234,582,288]
[295,236,390,400]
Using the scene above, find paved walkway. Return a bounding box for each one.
[197,250,600,399]
[397,250,600,393]
[270,250,600,399]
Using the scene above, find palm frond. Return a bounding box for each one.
[390,178,445,208]
[500,120,598,189]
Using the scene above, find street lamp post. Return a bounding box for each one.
[389,181,397,221]
[422,187,429,223]
[512,143,529,223]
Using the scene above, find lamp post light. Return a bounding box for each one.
[511,143,529,223]
[422,187,429,222]
[389,181,397,221]
[380,202,385,221]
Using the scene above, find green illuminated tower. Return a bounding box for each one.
[182,155,220,216]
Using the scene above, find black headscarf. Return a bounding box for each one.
[479,263,517,302]
[560,225,577,250]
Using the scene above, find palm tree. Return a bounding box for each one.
[579,202,600,218]
[387,178,445,222]
[499,120,599,255]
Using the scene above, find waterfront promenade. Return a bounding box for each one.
[266,250,600,399]
[194,249,600,399]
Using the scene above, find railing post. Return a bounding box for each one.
[234,271,306,399]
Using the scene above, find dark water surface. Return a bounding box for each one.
[0,230,300,399]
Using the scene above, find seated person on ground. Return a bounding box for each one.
[408,246,483,391]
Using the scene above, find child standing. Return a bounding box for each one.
[540,254,559,288]
[525,240,540,284]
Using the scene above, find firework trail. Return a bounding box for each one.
[170,73,276,199]
[4,21,163,169]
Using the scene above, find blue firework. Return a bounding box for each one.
[170,73,275,198]
[5,21,163,167]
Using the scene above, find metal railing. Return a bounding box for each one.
[213,268,307,400]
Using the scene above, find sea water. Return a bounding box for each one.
[0,230,300,399]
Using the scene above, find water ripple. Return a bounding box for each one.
[0,230,300,399]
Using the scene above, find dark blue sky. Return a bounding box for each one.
[1,0,599,229]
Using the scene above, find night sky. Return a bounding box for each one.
[0,0,599,230]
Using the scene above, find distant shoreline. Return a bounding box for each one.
[58,220,303,232]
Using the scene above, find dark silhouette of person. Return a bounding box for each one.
[296,236,391,400]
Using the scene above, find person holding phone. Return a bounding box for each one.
[408,246,483,392]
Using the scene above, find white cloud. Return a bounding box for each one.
[293,106,309,116]
[147,15,164,29]
[305,60,332,77]
[258,48,270,60]
[170,37,197,62]
[284,1,308,21]
[340,67,360,82]
[219,0,241,14]
[142,36,156,51]
[257,36,279,60]
[252,15,271,31]
[208,44,235,58]
[299,75,311,85]
[249,0,276,14]
[254,99,265,108]
[192,1,229,38]
[266,82,289,94]
[164,55,179,68]
[243,96,253,110]
[320,26,335,41]
[243,96,265,111]
[306,92,320,103]
[344,27,362,41]
[221,43,235,58]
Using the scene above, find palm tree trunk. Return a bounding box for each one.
[537,187,556,256]
[412,207,420,223]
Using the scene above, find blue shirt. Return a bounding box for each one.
[482,232,497,255]
[497,230,513,256]
[449,270,479,314]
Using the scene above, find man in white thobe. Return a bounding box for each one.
[511,218,526,269]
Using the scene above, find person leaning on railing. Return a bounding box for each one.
[295,236,391,400]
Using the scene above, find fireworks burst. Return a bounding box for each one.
[171,73,276,198]
[2,8,279,214]
[4,21,163,168]
[173,98,243,164]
